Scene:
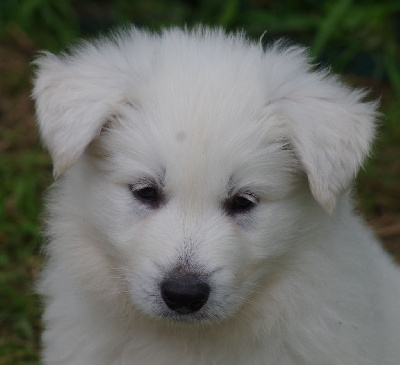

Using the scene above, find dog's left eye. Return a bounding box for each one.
[224,192,258,216]
[130,184,162,208]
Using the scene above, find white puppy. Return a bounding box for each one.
[33,26,400,364]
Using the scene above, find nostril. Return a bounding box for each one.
[161,274,210,314]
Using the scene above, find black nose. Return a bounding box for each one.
[161,274,210,314]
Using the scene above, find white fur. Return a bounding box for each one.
[33,26,400,364]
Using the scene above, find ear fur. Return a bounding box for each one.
[32,47,127,177]
[271,47,378,213]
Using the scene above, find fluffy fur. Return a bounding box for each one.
[33,26,400,364]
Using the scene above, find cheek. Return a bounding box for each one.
[76,178,146,264]
[246,192,318,264]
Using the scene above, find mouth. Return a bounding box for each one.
[158,308,220,324]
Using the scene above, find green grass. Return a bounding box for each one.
[0,43,50,362]
[357,97,400,214]
[0,151,50,364]
[0,0,399,363]
[0,119,51,363]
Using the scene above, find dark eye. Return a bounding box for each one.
[130,184,162,208]
[224,192,258,216]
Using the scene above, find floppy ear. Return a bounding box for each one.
[275,63,378,213]
[32,49,127,177]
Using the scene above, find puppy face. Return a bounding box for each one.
[33,27,376,323]
[85,94,304,322]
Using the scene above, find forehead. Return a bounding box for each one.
[100,36,295,192]
[104,101,291,199]
[124,49,277,154]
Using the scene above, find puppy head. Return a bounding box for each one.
[33,27,377,323]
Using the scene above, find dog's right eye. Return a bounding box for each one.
[130,185,162,208]
[223,191,259,216]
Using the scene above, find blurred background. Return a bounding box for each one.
[0,0,399,363]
